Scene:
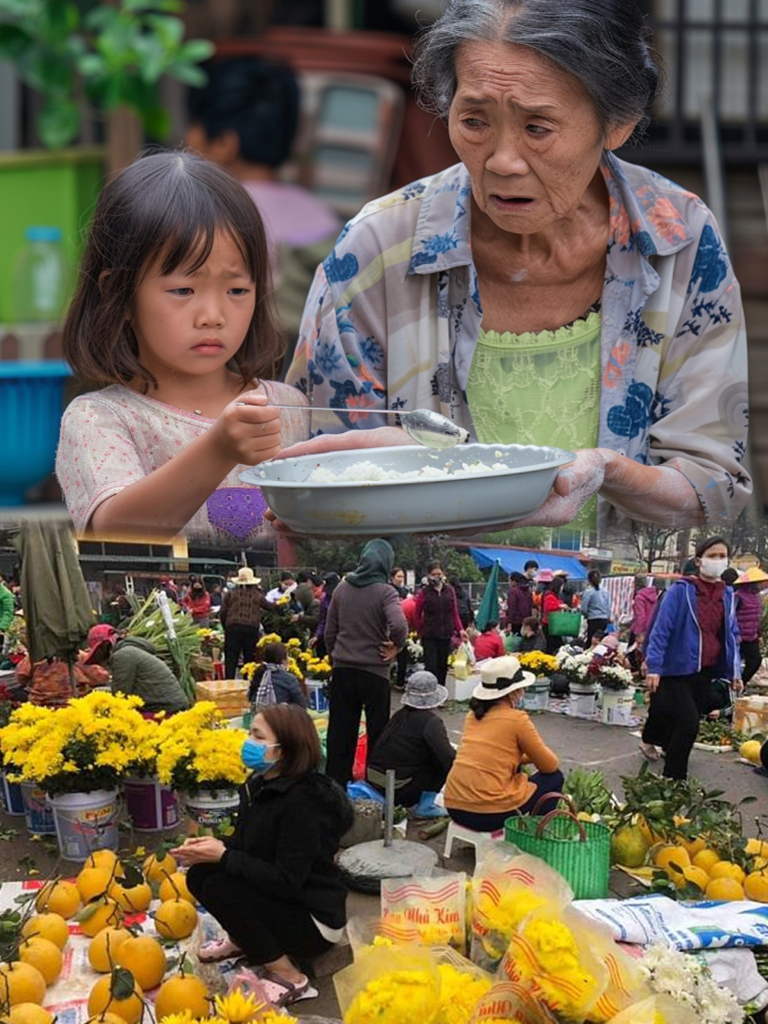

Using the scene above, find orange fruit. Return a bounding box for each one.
[142,852,177,885]
[157,873,194,905]
[88,928,132,973]
[18,938,63,986]
[87,975,144,1024]
[34,881,80,919]
[709,861,745,884]
[692,848,721,873]
[705,876,745,901]
[653,845,690,879]
[76,868,114,905]
[676,865,709,892]
[744,870,768,903]
[0,963,47,1007]
[85,1014,126,1024]
[83,851,122,874]
[681,836,707,858]
[20,914,69,951]
[153,899,198,940]
[107,882,152,914]
[79,898,124,938]
[154,975,210,1020]
[746,839,768,859]
[114,936,166,991]
[8,1004,54,1024]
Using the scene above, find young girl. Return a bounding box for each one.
[56,150,309,545]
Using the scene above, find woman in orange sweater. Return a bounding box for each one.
[445,656,563,831]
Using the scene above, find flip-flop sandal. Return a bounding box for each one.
[198,935,243,963]
[638,742,661,761]
[259,971,318,1007]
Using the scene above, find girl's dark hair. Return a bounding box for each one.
[323,571,341,595]
[262,641,287,663]
[482,620,499,631]
[695,535,731,558]
[469,695,507,719]
[550,576,565,595]
[588,570,601,588]
[63,149,284,390]
[412,0,662,146]
[260,703,321,778]
[391,566,405,578]
[427,562,443,573]
[522,616,540,630]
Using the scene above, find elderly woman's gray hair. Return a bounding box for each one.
[412,0,661,145]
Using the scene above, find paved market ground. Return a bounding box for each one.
[1,698,766,1019]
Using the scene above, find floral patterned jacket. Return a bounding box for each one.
[286,154,750,538]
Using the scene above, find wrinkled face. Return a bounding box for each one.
[448,41,628,236]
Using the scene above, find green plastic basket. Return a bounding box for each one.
[547,609,582,636]
[504,795,611,899]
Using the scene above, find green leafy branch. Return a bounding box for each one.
[0,0,214,148]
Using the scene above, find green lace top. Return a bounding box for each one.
[465,311,601,530]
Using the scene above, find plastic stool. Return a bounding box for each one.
[443,820,503,858]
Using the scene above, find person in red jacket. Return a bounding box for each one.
[184,579,212,626]
[414,563,466,687]
[473,621,506,661]
[539,571,567,654]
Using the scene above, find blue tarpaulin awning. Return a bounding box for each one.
[468,547,588,580]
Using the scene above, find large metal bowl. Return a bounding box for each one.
[240,442,575,535]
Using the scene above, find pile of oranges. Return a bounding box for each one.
[0,847,211,1024]
[652,837,768,901]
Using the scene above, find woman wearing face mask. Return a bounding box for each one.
[172,705,353,1008]
[414,563,467,687]
[640,536,742,779]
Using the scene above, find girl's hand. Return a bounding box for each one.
[170,837,226,864]
[210,391,283,466]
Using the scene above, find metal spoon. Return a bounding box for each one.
[235,403,470,449]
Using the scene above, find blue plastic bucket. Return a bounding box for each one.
[21,781,56,834]
[0,771,25,815]
[49,789,120,862]
[0,360,72,505]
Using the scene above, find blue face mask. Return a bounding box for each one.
[241,738,279,773]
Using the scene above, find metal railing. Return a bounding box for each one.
[627,0,768,164]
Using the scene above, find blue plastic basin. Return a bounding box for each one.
[0,360,72,505]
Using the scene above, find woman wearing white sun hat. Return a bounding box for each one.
[445,655,563,831]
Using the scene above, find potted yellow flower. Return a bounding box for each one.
[0,692,147,860]
[517,652,558,713]
[154,702,248,833]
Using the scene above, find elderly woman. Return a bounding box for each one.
[283,0,749,540]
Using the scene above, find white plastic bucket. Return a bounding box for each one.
[123,776,179,832]
[522,680,550,713]
[21,781,56,834]
[569,683,598,719]
[601,690,634,726]
[181,789,239,833]
[0,771,25,815]
[49,790,120,862]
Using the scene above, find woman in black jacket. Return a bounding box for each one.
[173,704,353,1008]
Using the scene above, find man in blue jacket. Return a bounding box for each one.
[640,536,742,779]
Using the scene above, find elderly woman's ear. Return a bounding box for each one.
[604,121,641,151]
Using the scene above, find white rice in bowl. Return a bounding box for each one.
[306,458,508,484]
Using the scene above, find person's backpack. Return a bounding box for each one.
[252,665,278,707]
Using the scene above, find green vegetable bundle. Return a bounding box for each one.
[125,590,200,704]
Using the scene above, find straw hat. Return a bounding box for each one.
[402,671,448,710]
[735,566,768,585]
[234,567,261,586]
[472,655,536,701]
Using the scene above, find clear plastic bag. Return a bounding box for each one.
[381,873,468,953]
[469,981,559,1024]
[334,945,441,1024]
[604,994,698,1024]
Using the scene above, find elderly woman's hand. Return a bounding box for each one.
[274,426,414,461]
[508,449,607,529]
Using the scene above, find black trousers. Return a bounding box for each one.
[325,667,391,787]
[224,624,259,680]
[447,770,565,831]
[741,639,762,685]
[586,618,609,643]
[368,765,448,807]
[422,638,452,687]
[186,862,332,966]
[394,649,409,687]
[642,672,715,780]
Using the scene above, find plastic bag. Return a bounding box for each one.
[334,945,441,1024]
[469,981,559,1024]
[470,846,573,971]
[453,643,475,681]
[500,905,608,1022]
[431,946,494,1024]
[381,873,468,953]
[578,921,652,1022]
[605,994,698,1024]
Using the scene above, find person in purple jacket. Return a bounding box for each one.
[731,567,768,685]
[631,574,659,649]
[506,561,538,634]
[640,536,742,780]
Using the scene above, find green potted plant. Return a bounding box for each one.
[0,0,213,324]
